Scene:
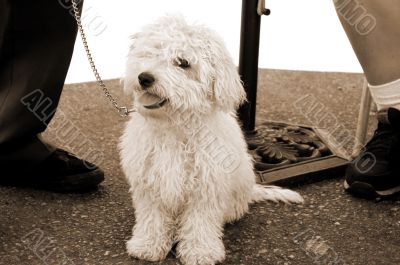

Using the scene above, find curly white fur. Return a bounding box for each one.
[120,15,303,265]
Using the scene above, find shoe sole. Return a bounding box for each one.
[1,169,105,193]
[344,180,400,199]
[39,169,105,193]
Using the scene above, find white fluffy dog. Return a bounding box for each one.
[120,16,303,265]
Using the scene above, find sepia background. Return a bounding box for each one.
[65,0,363,84]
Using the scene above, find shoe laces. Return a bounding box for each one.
[365,123,400,158]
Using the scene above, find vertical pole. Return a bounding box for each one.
[352,78,372,157]
[238,0,262,132]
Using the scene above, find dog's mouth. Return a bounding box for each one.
[138,92,168,109]
[144,98,167,109]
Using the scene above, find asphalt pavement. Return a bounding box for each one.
[1,69,399,265]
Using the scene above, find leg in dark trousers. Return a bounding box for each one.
[0,0,104,192]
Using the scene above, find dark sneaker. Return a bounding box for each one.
[1,149,104,193]
[344,108,400,198]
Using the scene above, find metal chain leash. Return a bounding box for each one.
[71,0,135,117]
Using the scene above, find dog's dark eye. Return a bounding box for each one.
[175,57,190,69]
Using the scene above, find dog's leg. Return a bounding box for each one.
[222,164,254,224]
[126,196,174,262]
[223,191,251,224]
[176,200,225,265]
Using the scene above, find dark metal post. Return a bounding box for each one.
[236,1,349,185]
[238,0,262,132]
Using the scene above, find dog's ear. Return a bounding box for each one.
[212,55,247,112]
[122,57,134,96]
[121,33,142,96]
[206,30,246,112]
[121,78,133,96]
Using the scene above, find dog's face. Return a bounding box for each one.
[123,16,246,119]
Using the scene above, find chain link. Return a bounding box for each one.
[71,0,135,117]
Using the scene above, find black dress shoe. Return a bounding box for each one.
[1,148,104,193]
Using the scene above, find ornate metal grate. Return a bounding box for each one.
[246,122,349,186]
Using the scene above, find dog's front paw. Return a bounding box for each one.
[126,236,169,262]
[177,239,225,265]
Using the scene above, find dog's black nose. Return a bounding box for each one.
[138,72,155,88]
